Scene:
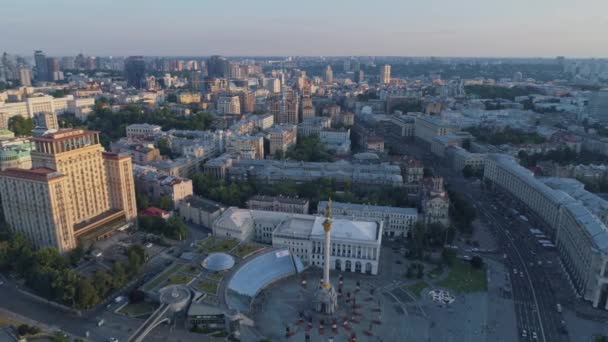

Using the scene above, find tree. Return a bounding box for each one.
[416,263,425,279]
[471,256,484,269]
[51,331,70,342]
[75,278,99,309]
[159,195,173,211]
[167,216,187,241]
[441,248,457,266]
[462,138,471,151]
[136,192,150,210]
[156,138,172,158]
[112,261,128,288]
[8,116,34,136]
[92,271,113,298]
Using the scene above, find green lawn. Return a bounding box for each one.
[167,274,194,286]
[206,271,225,281]
[233,243,265,258]
[194,279,219,294]
[406,281,429,299]
[142,263,187,291]
[436,260,487,293]
[198,237,239,254]
[118,302,157,317]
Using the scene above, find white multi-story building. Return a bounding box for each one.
[319,129,351,154]
[126,124,162,140]
[445,145,486,172]
[484,154,608,309]
[414,116,458,145]
[212,208,383,275]
[318,201,417,237]
[268,124,297,155]
[217,96,241,115]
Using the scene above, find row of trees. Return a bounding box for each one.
[138,216,188,240]
[407,222,456,260]
[8,116,34,136]
[448,190,477,235]
[464,85,540,100]
[0,232,146,309]
[466,126,546,146]
[84,105,214,147]
[283,136,332,162]
[518,148,608,168]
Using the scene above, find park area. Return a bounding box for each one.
[197,237,239,254]
[437,260,487,293]
[142,263,190,292]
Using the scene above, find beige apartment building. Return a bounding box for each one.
[268,124,297,155]
[0,129,137,252]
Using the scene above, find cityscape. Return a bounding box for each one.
[1,1,608,342]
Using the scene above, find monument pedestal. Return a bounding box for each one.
[314,285,338,315]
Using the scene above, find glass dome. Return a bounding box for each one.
[202,252,235,271]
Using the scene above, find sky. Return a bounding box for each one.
[2,0,608,58]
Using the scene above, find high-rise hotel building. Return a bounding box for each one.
[0,129,137,252]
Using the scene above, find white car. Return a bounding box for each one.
[532,331,538,339]
[522,329,527,337]
[107,338,118,342]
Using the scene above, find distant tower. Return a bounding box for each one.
[325,65,333,84]
[380,64,391,84]
[314,199,338,314]
[34,50,48,82]
[124,56,146,89]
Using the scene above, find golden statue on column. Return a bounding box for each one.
[315,199,338,314]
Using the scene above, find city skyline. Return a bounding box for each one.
[2,0,608,58]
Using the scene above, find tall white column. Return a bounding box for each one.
[324,229,331,287]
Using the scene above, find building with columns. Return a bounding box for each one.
[211,207,383,275]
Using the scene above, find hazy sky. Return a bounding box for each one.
[3,0,608,57]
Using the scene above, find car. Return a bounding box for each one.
[107,338,118,342]
[532,331,538,339]
[144,242,153,248]
[513,268,517,274]
[556,303,562,313]
[522,329,527,337]
[0,280,4,286]
[97,319,105,327]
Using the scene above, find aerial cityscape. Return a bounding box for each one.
[1,1,608,342]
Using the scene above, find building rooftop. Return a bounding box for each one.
[318,200,417,216]
[183,195,224,213]
[248,195,309,205]
[312,217,380,242]
[0,167,65,181]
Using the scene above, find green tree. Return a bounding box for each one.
[156,138,173,158]
[136,192,150,210]
[167,216,187,241]
[112,261,128,288]
[462,165,475,178]
[159,195,173,211]
[92,270,113,298]
[75,278,99,309]
[8,116,34,136]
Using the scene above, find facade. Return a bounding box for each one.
[380,64,391,84]
[212,208,383,275]
[318,201,417,237]
[217,96,241,115]
[227,135,264,159]
[420,177,450,226]
[325,65,333,83]
[483,154,608,309]
[246,195,309,214]
[179,195,225,228]
[34,50,48,82]
[132,165,193,209]
[126,124,162,140]
[0,129,137,252]
[268,124,297,155]
[269,95,299,125]
[298,116,331,137]
[319,128,351,154]
[445,145,486,172]
[414,116,458,145]
[0,137,33,171]
[110,139,162,165]
[177,92,201,104]
[125,56,146,88]
[19,67,32,86]
[228,159,403,187]
[589,89,608,123]
[33,112,59,130]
